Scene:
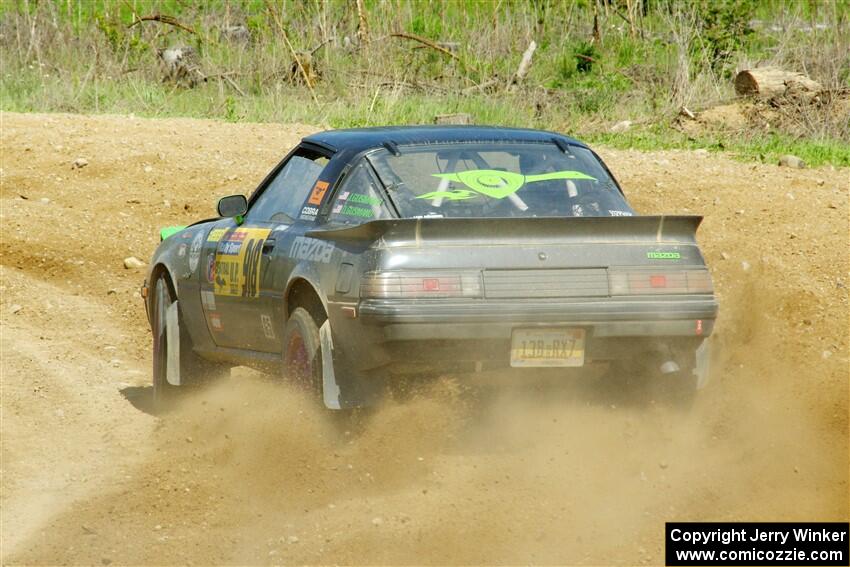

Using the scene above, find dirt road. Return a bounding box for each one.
[1,112,847,565]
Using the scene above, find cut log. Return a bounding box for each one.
[434,113,472,125]
[734,67,823,99]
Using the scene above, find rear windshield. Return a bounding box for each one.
[367,143,634,219]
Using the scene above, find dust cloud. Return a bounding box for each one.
[10,263,846,565]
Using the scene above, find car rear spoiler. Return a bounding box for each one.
[306,215,704,248]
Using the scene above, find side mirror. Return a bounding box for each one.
[217,194,247,218]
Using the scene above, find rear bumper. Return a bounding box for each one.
[326,296,716,375]
[357,296,717,340]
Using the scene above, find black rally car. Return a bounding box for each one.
[142,126,717,409]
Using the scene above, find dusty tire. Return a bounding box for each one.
[282,307,323,394]
[151,276,229,410]
[151,277,179,408]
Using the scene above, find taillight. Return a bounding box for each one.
[361,271,483,299]
[609,268,713,295]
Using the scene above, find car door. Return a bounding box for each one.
[200,145,333,352]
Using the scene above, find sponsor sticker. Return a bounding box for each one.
[201,290,217,311]
[214,227,272,297]
[207,228,227,242]
[177,243,187,257]
[188,231,204,272]
[210,312,223,331]
[300,205,319,218]
[290,236,334,264]
[260,314,275,340]
[206,254,215,283]
[307,180,330,205]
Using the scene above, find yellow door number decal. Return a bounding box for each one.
[214,228,272,297]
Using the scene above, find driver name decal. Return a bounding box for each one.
[214,228,272,297]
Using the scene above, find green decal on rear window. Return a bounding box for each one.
[417,189,478,201]
[647,251,681,259]
[418,169,596,201]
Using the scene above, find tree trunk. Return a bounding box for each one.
[734,67,823,99]
[355,0,369,46]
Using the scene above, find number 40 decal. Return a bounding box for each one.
[242,237,264,298]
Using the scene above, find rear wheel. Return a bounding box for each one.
[282,307,323,394]
[151,275,229,410]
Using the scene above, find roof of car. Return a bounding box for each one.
[302,125,588,153]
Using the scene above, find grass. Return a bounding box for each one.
[584,128,850,167]
[1,0,848,167]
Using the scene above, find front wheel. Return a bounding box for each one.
[151,275,230,410]
[152,277,178,407]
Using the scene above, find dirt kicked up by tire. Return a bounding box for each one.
[1,112,846,565]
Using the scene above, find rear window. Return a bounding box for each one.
[367,143,633,219]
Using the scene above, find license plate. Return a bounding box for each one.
[510,328,586,367]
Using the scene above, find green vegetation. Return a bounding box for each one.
[1,0,848,166]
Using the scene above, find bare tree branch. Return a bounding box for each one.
[128,13,196,35]
[390,32,460,60]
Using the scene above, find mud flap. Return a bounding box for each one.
[695,338,710,390]
[165,301,181,386]
[320,320,341,409]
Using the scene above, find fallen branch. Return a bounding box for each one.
[220,74,246,97]
[679,106,695,119]
[128,13,196,35]
[508,40,537,90]
[462,78,499,95]
[310,37,335,56]
[390,32,460,60]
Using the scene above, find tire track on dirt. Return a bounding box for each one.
[1,268,155,554]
